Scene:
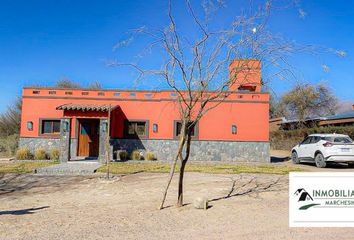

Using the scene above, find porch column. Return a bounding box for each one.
[99,119,108,163]
[59,118,71,162]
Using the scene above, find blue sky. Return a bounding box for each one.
[0,0,353,111]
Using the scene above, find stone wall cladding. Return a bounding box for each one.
[19,137,61,153]
[59,118,71,162]
[70,139,78,159]
[111,139,270,162]
[98,119,108,162]
[19,138,270,162]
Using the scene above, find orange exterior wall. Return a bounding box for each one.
[229,59,262,92]
[20,88,269,142]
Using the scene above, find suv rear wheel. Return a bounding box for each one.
[292,151,300,164]
[315,153,326,168]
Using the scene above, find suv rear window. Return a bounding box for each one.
[320,137,332,142]
[310,136,321,143]
[333,137,353,143]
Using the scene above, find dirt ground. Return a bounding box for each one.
[1,172,354,240]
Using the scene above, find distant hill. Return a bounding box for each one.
[337,101,354,114]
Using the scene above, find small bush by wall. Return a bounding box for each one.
[34,148,47,160]
[131,150,142,160]
[270,126,354,150]
[145,151,156,161]
[16,148,33,160]
[118,150,128,160]
[50,148,60,161]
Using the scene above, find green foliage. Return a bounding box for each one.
[131,150,142,160]
[270,126,354,150]
[50,148,60,161]
[0,161,58,173]
[145,151,156,161]
[15,148,33,160]
[34,148,47,160]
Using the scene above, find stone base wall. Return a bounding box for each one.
[19,137,61,153]
[19,137,270,162]
[111,139,270,162]
[19,137,77,160]
[70,139,78,159]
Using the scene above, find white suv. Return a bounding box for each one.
[291,134,354,168]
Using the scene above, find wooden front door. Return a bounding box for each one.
[78,119,99,157]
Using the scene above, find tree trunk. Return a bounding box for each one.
[177,130,192,207]
[106,105,111,180]
[177,159,187,207]
[158,133,186,210]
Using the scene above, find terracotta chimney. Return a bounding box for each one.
[228,59,261,92]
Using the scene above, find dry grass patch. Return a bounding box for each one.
[0,161,58,174]
[99,162,302,175]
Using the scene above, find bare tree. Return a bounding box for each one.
[280,82,338,122]
[0,97,22,156]
[269,93,286,119]
[106,105,112,179]
[55,79,103,89]
[110,0,342,209]
[88,81,103,90]
[0,97,22,138]
[55,79,82,89]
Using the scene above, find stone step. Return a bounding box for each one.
[34,162,102,175]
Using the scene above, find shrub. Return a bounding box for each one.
[50,148,60,161]
[270,126,354,150]
[131,150,142,160]
[118,150,128,160]
[0,134,19,157]
[145,151,156,161]
[15,148,33,160]
[34,148,47,160]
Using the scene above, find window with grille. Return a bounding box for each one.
[174,121,197,138]
[124,120,148,138]
[40,119,60,135]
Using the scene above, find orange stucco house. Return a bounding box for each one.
[19,60,270,162]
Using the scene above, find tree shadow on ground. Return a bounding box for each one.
[0,174,94,197]
[160,176,286,210]
[0,206,49,215]
[209,175,285,203]
[270,156,290,163]
[299,162,353,169]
